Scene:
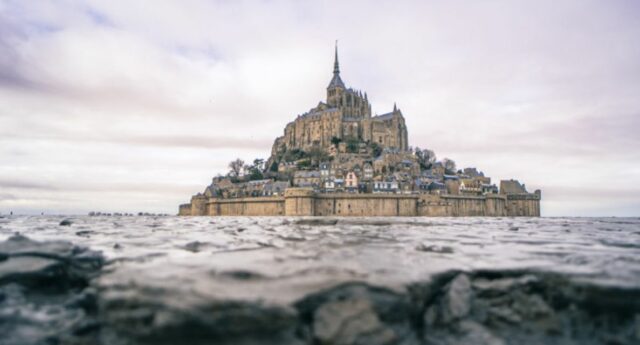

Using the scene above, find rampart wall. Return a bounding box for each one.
[178,188,540,217]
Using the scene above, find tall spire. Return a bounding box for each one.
[333,40,340,75]
[327,40,345,89]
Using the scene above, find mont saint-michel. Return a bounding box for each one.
[179,47,541,217]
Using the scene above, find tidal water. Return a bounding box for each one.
[1,216,639,344]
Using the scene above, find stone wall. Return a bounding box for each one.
[178,203,192,216]
[314,194,418,217]
[284,188,315,216]
[209,197,285,216]
[179,188,540,217]
[180,195,208,216]
[505,194,541,217]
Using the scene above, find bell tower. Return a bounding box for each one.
[327,42,345,107]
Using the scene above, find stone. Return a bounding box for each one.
[472,275,538,297]
[76,230,94,237]
[511,292,552,319]
[442,274,472,322]
[183,241,203,252]
[313,297,396,345]
[0,235,104,345]
[0,256,63,286]
[416,244,454,254]
[295,218,338,226]
[59,219,73,226]
[424,305,438,327]
[487,306,522,324]
[456,320,505,345]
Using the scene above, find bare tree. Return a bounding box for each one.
[228,158,245,177]
[442,158,456,173]
[415,147,437,168]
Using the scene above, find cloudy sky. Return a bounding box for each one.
[1,0,639,216]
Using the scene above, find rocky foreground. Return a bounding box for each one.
[1,216,640,344]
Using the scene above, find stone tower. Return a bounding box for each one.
[327,43,346,107]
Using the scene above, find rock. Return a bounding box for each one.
[472,275,538,297]
[183,241,204,252]
[456,320,505,345]
[313,297,396,345]
[76,230,94,237]
[296,283,415,345]
[59,219,73,226]
[0,255,64,287]
[97,289,303,345]
[416,244,454,254]
[442,274,472,322]
[295,218,338,226]
[487,306,522,324]
[216,269,265,280]
[424,305,438,327]
[0,235,104,345]
[511,292,552,319]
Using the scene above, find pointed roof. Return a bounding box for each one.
[327,42,345,89]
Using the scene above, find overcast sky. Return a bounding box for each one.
[1,0,639,216]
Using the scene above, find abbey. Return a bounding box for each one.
[272,45,408,155]
[179,45,541,217]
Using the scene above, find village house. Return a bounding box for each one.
[319,162,334,180]
[373,179,399,193]
[278,161,296,173]
[263,181,290,196]
[294,170,321,188]
[323,179,336,192]
[460,178,483,196]
[345,171,359,192]
[334,178,345,192]
[363,163,374,180]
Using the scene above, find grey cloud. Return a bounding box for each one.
[0,130,272,151]
[0,179,58,191]
[120,135,272,150]
[1,0,639,215]
[0,193,17,201]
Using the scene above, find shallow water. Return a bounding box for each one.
[1,216,640,344]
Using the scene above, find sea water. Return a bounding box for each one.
[1,216,639,344]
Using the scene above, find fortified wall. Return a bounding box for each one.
[178,188,541,217]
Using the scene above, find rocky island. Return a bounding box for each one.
[179,46,541,217]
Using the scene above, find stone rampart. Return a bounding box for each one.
[314,193,418,217]
[209,197,285,216]
[179,188,540,217]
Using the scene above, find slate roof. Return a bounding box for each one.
[372,112,394,121]
[294,171,321,178]
[328,74,345,88]
[500,180,528,194]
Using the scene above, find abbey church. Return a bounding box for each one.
[271,45,408,154]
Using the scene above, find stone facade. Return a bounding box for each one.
[179,188,541,217]
[269,45,408,161]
